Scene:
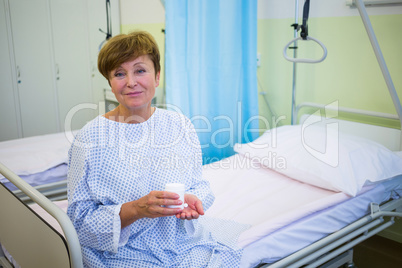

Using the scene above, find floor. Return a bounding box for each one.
[353,235,402,268]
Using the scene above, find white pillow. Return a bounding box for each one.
[234,125,402,196]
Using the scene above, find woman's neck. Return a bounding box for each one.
[104,105,155,124]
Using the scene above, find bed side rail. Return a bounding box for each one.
[260,198,402,268]
[0,162,83,268]
[12,179,68,203]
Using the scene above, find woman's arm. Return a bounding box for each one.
[67,132,126,254]
[175,117,215,219]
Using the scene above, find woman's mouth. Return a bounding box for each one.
[126,91,143,97]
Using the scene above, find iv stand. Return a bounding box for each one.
[291,0,299,125]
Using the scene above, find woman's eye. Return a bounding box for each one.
[114,72,124,77]
[136,69,146,74]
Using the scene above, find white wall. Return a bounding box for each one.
[119,0,402,27]
[257,0,402,19]
[119,0,165,24]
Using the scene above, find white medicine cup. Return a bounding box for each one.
[165,183,185,209]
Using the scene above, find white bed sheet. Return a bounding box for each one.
[0,131,73,179]
[0,132,72,191]
[203,154,402,268]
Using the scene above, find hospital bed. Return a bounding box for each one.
[1,108,402,268]
[0,131,75,203]
[206,109,402,267]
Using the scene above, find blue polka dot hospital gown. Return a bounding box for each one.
[67,108,248,267]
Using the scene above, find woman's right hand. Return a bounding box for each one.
[120,191,183,228]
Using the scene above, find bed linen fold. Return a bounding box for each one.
[203,154,351,247]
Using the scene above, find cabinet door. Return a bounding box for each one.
[8,0,59,137]
[50,0,95,131]
[0,0,21,141]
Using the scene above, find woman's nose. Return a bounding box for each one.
[126,74,137,88]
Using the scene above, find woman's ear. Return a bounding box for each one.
[155,71,160,87]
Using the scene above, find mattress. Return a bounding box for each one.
[0,132,72,191]
[203,154,402,268]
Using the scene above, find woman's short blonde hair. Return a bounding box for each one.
[98,31,161,80]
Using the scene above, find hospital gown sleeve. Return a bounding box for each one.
[183,118,215,211]
[67,132,129,254]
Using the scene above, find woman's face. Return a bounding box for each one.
[109,54,160,113]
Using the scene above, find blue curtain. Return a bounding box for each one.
[165,0,258,164]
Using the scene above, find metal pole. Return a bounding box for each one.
[355,0,402,149]
[291,0,300,125]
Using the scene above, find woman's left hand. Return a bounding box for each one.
[176,194,204,220]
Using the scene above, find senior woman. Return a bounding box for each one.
[67,31,243,267]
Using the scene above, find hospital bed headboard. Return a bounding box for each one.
[298,103,401,151]
[0,183,70,268]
